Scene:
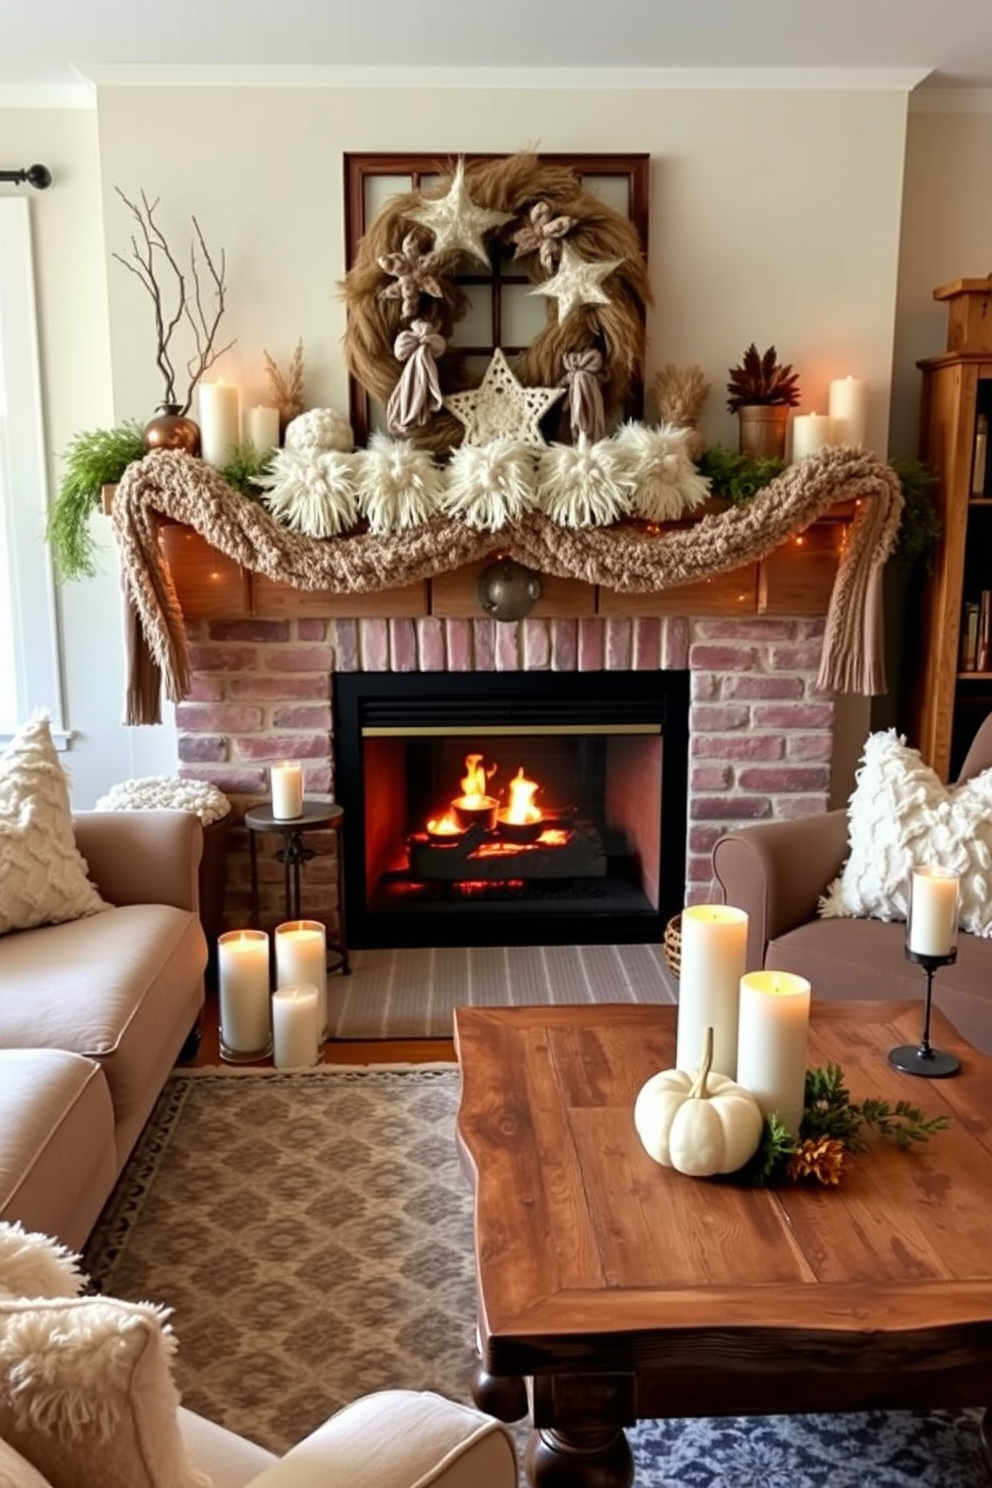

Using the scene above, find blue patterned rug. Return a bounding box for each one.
[83,1068,989,1486]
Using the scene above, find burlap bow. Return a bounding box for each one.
[386,320,447,437]
[561,349,606,443]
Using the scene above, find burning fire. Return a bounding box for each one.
[426,813,463,836]
[504,766,542,825]
[454,753,497,809]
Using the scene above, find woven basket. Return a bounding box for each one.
[662,913,682,978]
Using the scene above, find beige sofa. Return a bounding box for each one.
[712,716,992,1055]
[0,810,207,1248]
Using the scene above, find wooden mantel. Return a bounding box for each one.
[103,486,859,624]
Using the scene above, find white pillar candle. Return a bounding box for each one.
[907,867,960,957]
[272,985,320,1068]
[675,904,749,1078]
[275,920,328,1042]
[246,405,280,457]
[198,380,242,467]
[791,412,835,462]
[828,376,868,448]
[217,929,272,1060]
[271,762,304,820]
[737,970,811,1138]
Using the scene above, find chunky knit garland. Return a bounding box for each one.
[113,445,903,724]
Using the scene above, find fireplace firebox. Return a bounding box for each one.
[333,670,689,948]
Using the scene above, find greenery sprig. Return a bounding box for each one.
[47,421,146,580]
[742,1063,951,1187]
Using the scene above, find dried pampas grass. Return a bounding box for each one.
[612,422,711,522]
[258,449,358,537]
[356,433,443,533]
[263,339,306,435]
[651,364,710,459]
[441,438,537,530]
[537,435,632,528]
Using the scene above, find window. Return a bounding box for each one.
[0,198,65,747]
[343,153,649,447]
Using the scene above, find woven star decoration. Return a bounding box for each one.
[444,348,564,449]
[403,159,514,267]
[512,199,576,273]
[530,242,624,323]
[377,232,444,322]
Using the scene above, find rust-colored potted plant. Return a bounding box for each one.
[726,343,801,460]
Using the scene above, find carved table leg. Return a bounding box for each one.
[525,1425,634,1488]
[979,1407,991,1478]
[470,1360,529,1423]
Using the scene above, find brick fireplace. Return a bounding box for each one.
[176,609,834,945]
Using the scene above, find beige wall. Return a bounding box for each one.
[5,80,978,807]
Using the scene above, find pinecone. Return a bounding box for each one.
[786,1136,847,1186]
[726,343,801,413]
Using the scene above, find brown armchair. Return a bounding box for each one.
[711,714,992,1055]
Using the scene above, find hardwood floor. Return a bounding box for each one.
[187,988,455,1068]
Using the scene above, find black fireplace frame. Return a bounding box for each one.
[333,669,689,949]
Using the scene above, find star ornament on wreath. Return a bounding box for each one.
[444,349,564,449]
[341,152,652,456]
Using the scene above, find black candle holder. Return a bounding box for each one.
[888,947,961,1078]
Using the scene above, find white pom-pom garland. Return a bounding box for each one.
[284,408,354,453]
[612,421,711,522]
[259,449,358,537]
[356,433,444,534]
[441,438,537,530]
[537,434,632,528]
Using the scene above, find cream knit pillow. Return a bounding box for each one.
[0,715,107,936]
[0,1296,208,1488]
[819,728,992,936]
[0,1224,82,1302]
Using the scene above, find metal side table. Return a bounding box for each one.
[245,799,350,976]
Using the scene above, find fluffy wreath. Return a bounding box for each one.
[341,153,652,455]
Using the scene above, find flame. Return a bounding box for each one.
[454,753,497,808]
[426,813,463,836]
[505,766,542,824]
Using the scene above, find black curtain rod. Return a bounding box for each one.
[0,165,52,189]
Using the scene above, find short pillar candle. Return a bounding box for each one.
[791,412,835,462]
[675,904,749,1078]
[271,762,304,820]
[217,929,272,1062]
[272,985,320,1068]
[907,867,959,957]
[275,919,328,1042]
[246,405,280,457]
[736,970,811,1138]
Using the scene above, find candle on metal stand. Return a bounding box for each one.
[736,970,811,1138]
[675,904,749,1078]
[271,762,304,820]
[907,867,959,957]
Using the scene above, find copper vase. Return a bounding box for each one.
[143,403,202,456]
[737,405,789,461]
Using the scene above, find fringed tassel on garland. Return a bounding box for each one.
[537,434,632,528]
[356,433,444,534]
[258,449,359,537]
[612,422,711,522]
[441,439,537,530]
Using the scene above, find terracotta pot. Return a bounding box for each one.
[144,403,202,456]
[737,404,789,460]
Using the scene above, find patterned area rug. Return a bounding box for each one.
[82,1069,988,1486]
[328,942,678,1038]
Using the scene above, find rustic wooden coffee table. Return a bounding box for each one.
[454,1001,992,1488]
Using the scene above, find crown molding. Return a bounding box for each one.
[79,62,932,92]
[910,86,992,114]
[0,74,95,109]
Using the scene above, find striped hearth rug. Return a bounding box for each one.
[326,942,678,1039]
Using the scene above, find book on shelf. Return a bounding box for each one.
[962,600,980,670]
[978,591,992,672]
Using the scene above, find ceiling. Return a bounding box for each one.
[4,0,992,104]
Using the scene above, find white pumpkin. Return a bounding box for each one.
[634,1026,764,1178]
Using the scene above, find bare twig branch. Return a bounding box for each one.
[112,186,234,414]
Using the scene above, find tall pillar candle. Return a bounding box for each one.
[828,376,868,448]
[791,412,834,462]
[272,985,320,1068]
[275,919,328,1042]
[271,762,304,820]
[217,929,272,1061]
[198,380,242,467]
[907,867,959,957]
[246,405,280,458]
[736,970,811,1137]
[675,904,749,1077]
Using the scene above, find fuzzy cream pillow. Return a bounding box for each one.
[0,1295,208,1488]
[819,729,992,936]
[0,715,107,936]
[0,1224,82,1302]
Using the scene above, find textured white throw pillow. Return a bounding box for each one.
[0,1224,82,1302]
[0,1296,209,1488]
[0,715,107,936]
[819,728,992,936]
